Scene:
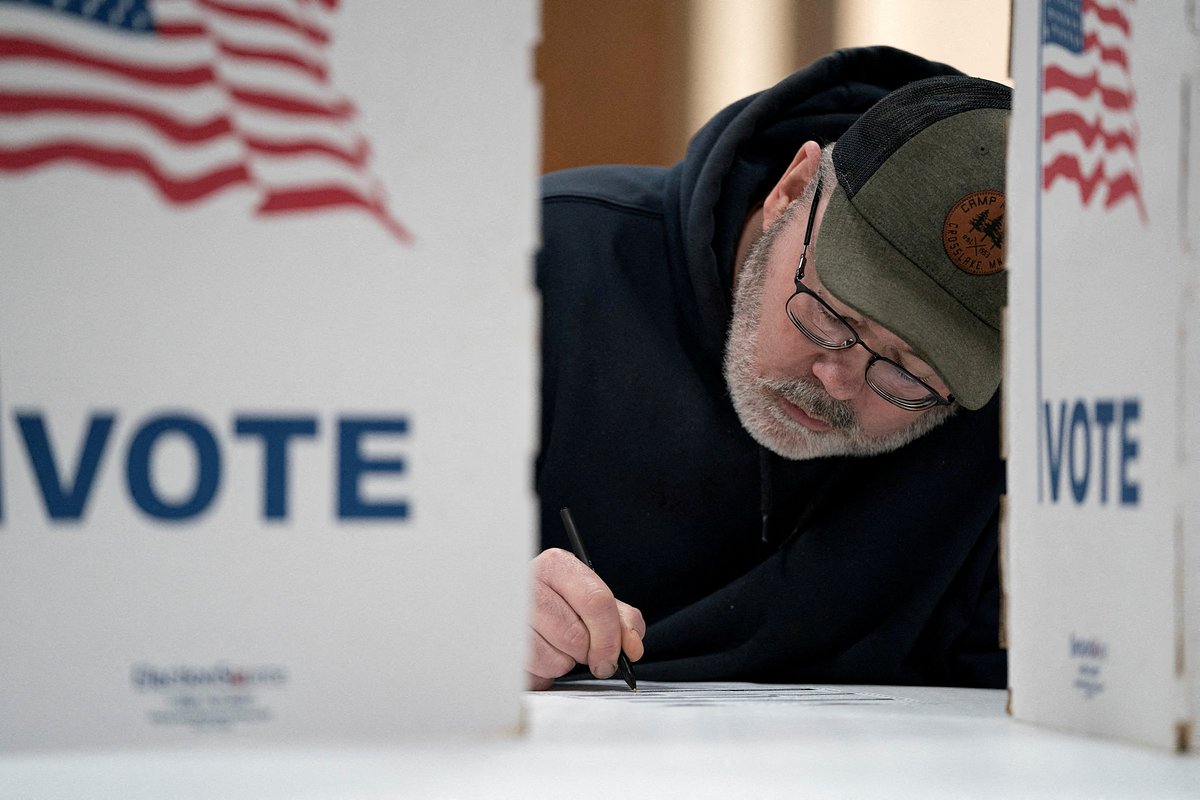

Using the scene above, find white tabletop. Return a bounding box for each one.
[3,682,1197,799]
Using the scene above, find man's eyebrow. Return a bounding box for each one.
[900,350,934,373]
[875,330,921,363]
[816,288,866,326]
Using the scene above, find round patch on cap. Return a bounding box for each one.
[942,190,1005,276]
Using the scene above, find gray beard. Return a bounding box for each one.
[722,208,955,460]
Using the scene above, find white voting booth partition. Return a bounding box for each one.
[1005,0,1200,751]
[0,1,537,749]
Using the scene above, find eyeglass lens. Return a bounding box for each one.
[785,291,939,405]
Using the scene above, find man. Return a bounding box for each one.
[530,47,1010,690]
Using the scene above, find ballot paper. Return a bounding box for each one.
[527,681,1004,743]
[547,681,902,706]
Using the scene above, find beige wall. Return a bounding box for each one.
[537,0,690,172]
[834,0,1012,85]
[539,0,1012,172]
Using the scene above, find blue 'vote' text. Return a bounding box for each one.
[0,412,410,523]
[1043,397,1140,506]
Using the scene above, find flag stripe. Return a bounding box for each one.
[1043,153,1141,210]
[1082,31,1127,69]
[1042,110,1135,153]
[1103,171,1142,210]
[0,34,214,86]
[155,21,207,37]
[259,184,411,242]
[197,0,329,46]
[0,140,249,202]
[227,84,351,118]
[1082,0,1131,36]
[0,90,234,142]
[1042,65,1132,110]
[243,131,366,166]
[216,38,326,81]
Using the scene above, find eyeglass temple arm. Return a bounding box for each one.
[793,179,823,287]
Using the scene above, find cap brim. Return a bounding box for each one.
[815,186,1000,410]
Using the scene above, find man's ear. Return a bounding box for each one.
[762,140,822,229]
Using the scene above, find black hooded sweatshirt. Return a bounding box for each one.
[535,47,1006,688]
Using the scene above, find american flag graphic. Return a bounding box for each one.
[1041,0,1145,220]
[0,0,411,243]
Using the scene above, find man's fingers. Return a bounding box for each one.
[574,584,624,677]
[532,575,591,663]
[533,548,624,679]
[617,600,646,638]
[527,673,554,691]
[529,548,649,683]
[618,601,646,662]
[528,626,576,683]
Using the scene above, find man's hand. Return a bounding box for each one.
[528,548,646,690]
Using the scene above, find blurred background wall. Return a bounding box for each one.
[537,0,1012,172]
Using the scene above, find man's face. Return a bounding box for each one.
[724,189,956,460]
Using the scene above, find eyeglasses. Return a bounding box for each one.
[785,179,954,411]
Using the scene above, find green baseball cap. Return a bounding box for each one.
[815,76,1011,410]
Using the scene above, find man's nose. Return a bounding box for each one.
[810,346,868,401]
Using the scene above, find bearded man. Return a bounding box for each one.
[530,47,1011,690]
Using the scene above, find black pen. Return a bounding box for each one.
[559,507,638,693]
